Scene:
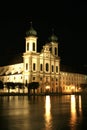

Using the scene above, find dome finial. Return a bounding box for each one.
[30,21,33,28]
[48,28,58,42]
[26,21,37,36]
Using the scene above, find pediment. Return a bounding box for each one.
[40,52,55,59]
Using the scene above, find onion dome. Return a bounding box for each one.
[48,28,58,42]
[26,22,37,36]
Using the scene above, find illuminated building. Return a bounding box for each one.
[0,23,87,94]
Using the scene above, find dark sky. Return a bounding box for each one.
[0,1,87,71]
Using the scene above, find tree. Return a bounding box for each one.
[5,82,15,93]
[28,82,39,94]
[15,82,24,93]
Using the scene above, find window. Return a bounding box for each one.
[46,63,49,71]
[27,42,29,51]
[33,42,35,51]
[25,80,27,86]
[56,66,58,72]
[55,47,57,55]
[52,65,54,72]
[33,77,35,80]
[56,78,58,81]
[33,63,36,71]
[40,64,43,71]
[50,47,52,53]
[26,63,28,70]
[40,77,42,80]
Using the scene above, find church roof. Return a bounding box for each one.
[48,28,58,42]
[26,22,37,37]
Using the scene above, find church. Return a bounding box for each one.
[0,22,87,94]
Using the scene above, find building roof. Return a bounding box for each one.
[26,22,37,37]
[48,28,58,42]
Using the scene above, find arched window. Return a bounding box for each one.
[50,47,52,53]
[33,42,35,51]
[33,63,36,71]
[27,42,29,51]
[56,66,58,72]
[25,80,27,86]
[55,47,57,55]
[40,64,43,71]
[26,63,28,70]
[52,65,54,72]
[46,63,49,71]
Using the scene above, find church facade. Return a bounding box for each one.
[0,23,87,94]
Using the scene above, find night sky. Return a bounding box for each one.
[0,1,87,72]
